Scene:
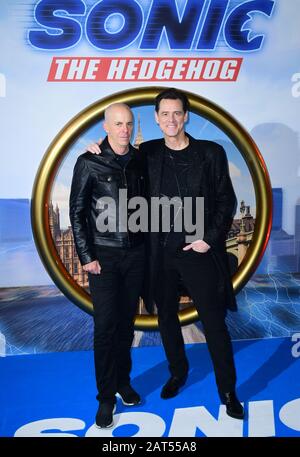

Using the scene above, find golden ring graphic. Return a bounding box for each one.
[31,87,272,330]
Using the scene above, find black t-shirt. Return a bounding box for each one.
[114,151,131,168]
[159,144,195,250]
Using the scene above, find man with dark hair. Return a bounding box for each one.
[143,88,243,419]
[154,88,190,113]
[87,89,244,419]
[70,103,145,429]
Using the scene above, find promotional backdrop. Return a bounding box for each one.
[1,0,300,357]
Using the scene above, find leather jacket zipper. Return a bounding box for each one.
[122,162,130,247]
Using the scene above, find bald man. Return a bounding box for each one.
[70,103,145,428]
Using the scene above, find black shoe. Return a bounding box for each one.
[95,402,116,428]
[117,385,141,406]
[220,391,244,420]
[160,376,187,399]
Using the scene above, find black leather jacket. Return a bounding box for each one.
[69,137,145,265]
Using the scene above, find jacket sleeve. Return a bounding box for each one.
[69,157,95,265]
[202,145,237,248]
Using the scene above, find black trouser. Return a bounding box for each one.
[156,247,237,394]
[88,244,145,404]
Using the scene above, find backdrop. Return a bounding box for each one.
[0,0,300,356]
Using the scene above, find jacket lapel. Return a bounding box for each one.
[148,141,165,197]
[186,134,205,197]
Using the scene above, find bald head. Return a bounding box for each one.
[103,103,134,154]
[104,103,132,121]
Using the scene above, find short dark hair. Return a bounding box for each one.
[155,88,190,113]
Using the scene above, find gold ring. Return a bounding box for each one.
[31,87,272,330]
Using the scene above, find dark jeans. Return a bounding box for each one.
[156,247,237,393]
[88,244,145,403]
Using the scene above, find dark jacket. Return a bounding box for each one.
[69,137,145,266]
[140,133,238,312]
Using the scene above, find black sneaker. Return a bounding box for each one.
[160,376,187,399]
[220,391,245,420]
[117,385,141,406]
[95,402,116,428]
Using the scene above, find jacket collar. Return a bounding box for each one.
[99,136,135,166]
